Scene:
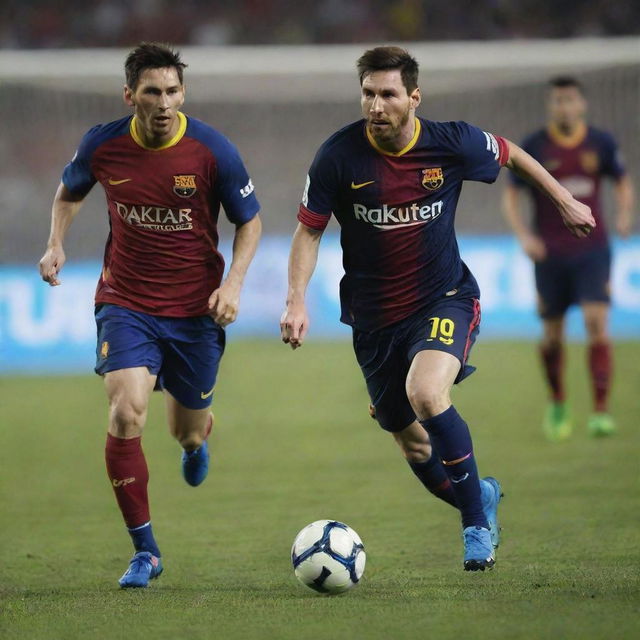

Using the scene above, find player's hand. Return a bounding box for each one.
[208,279,241,327]
[615,210,634,238]
[559,196,596,239]
[521,234,547,262]
[280,301,309,350]
[39,245,66,286]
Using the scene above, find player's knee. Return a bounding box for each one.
[406,386,449,419]
[109,397,146,436]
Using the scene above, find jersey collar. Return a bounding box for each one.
[130,111,187,150]
[365,117,421,157]
[546,121,587,149]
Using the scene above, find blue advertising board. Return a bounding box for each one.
[1,235,638,374]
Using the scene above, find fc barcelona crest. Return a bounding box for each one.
[173,174,197,197]
[422,167,444,191]
[579,151,599,174]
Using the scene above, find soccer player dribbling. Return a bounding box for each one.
[503,77,635,441]
[39,43,262,587]
[280,47,595,571]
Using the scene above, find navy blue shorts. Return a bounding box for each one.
[95,304,225,410]
[535,246,611,319]
[353,296,481,433]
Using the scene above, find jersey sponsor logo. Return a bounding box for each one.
[421,167,444,191]
[353,200,444,230]
[100,341,109,358]
[114,201,193,232]
[559,176,595,199]
[112,477,135,488]
[483,131,500,161]
[108,177,133,185]
[580,151,599,174]
[239,178,255,198]
[173,174,197,198]
[351,180,375,190]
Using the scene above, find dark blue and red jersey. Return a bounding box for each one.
[298,117,508,332]
[63,112,260,317]
[511,123,625,256]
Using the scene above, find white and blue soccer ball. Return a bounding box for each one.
[291,520,366,594]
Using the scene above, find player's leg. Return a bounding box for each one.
[165,393,214,486]
[354,327,457,509]
[539,315,572,441]
[404,298,499,570]
[576,246,615,436]
[158,315,224,486]
[535,257,572,441]
[392,420,457,507]
[95,303,164,587]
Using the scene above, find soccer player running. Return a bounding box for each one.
[39,43,261,587]
[503,77,635,441]
[280,47,594,571]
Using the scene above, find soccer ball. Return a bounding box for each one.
[291,520,366,594]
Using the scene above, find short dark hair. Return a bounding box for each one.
[356,46,419,93]
[548,76,584,94]
[124,42,187,90]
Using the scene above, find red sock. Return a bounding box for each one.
[589,342,612,413]
[539,343,565,402]
[105,434,150,528]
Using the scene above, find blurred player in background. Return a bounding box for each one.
[503,76,634,441]
[281,47,595,571]
[39,43,261,587]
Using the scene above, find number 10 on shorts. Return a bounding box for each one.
[427,316,455,346]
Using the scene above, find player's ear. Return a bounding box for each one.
[411,87,421,109]
[123,85,135,107]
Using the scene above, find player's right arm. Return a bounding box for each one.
[280,223,324,350]
[39,183,86,286]
[501,184,546,261]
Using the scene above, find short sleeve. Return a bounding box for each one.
[456,121,507,183]
[599,132,626,180]
[62,126,100,196]
[215,139,260,225]
[297,144,338,230]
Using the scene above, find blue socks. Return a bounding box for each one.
[420,405,488,529]
[128,521,161,558]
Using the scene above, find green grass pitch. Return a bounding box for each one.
[1,340,638,640]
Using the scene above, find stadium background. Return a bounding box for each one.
[1,4,639,640]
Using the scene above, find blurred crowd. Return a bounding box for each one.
[2,0,639,48]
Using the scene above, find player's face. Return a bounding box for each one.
[547,87,586,132]
[361,70,420,151]
[124,67,185,146]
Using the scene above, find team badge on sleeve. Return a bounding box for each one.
[173,175,197,198]
[422,167,444,191]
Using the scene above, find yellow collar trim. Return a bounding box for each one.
[130,111,187,150]
[547,121,587,149]
[366,117,421,157]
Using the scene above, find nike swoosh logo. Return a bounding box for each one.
[451,473,469,484]
[351,180,375,190]
[108,178,132,185]
[200,388,214,400]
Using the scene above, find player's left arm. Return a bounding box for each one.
[208,214,262,327]
[504,139,596,239]
[613,174,635,237]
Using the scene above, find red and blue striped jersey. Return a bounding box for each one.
[299,117,508,332]
[63,112,260,317]
[511,123,625,256]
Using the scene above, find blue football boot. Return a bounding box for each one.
[481,476,503,549]
[118,551,163,588]
[463,526,495,571]
[182,413,213,487]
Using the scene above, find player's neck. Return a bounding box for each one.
[133,116,180,148]
[366,117,420,156]
[547,120,587,148]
